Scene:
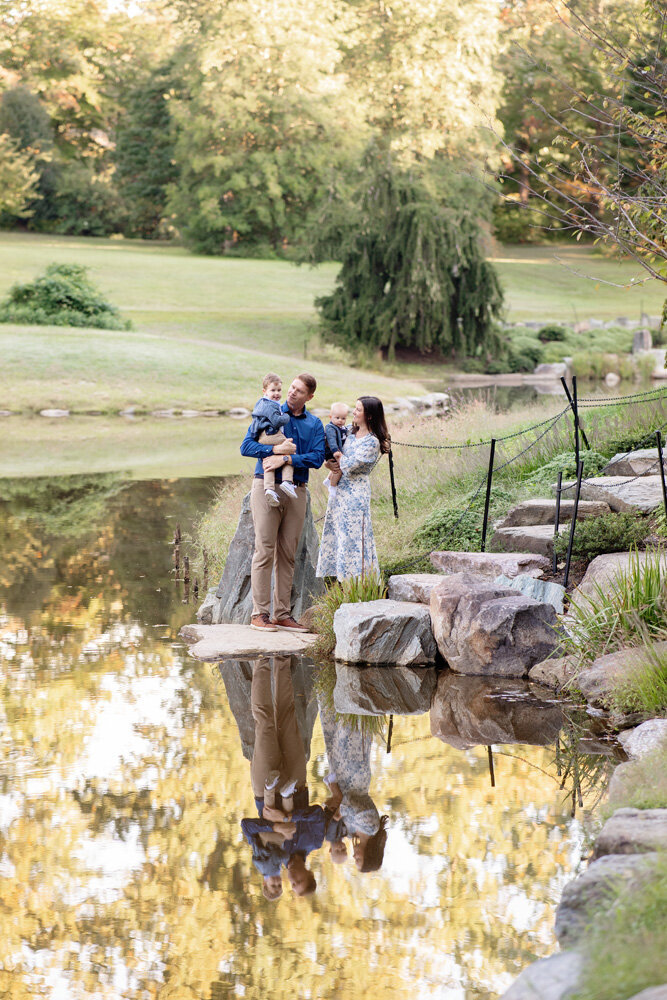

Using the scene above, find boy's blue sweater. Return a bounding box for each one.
[240,402,325,485]
[249,396,291,439]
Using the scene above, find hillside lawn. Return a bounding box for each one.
[1,231,666,412]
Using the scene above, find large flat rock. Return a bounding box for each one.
[430,573,558,678]
[498,951,584,1000]
[574,551,667,605]
[333,599,436,665]
[555,475,665,512]
[430,550,549,579]
[387,573,445,603]
[529,655,578,691]
[489,523,561,558]
[592,808,667,859]
[555,853,661,946]
[333,664,437,715]
[180,623,315,660]
[606,448,666,477]
[430,673,563,749]
[576,642,667,707]
[496,498,610,528]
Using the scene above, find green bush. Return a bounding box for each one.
[553,511,648,564]
[414,485,515,553]
[537,324,568,342]
[0,263,131,331]
[523,450,610,490]
[509,335,544,366]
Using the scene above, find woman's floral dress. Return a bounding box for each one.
[316,430,380,581]
[318,701,380,837]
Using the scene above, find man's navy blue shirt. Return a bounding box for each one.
[240,402,325,485]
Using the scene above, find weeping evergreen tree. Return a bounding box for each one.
[316,168,504,359]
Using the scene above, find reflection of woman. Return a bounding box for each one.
[318,700,388,872]
[316,396,391,581]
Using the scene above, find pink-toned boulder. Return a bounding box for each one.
[429,572,558,677]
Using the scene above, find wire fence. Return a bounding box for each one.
[384,380,667,580]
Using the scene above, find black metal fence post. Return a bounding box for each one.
[657,431,667,523]
[560,375,591,454]
[572,375,580,472]
[552,471,563,574]
[563,459,584,588]
[480,438,497,553]
[388,448,399,519]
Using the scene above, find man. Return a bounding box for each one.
[240,373,325,631]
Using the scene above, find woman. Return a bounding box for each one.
[318,698,389,873]
[316,396,390,581]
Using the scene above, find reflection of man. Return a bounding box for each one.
[240,374,325,632]
[240,656,325,899]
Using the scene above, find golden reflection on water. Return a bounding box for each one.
[0,477,608,1000]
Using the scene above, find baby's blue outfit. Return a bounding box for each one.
[249,397,291,439]
[324,422,348,460]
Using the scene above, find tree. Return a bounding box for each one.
[0,132,39,217]
[498,0,667,281]
[316,165,504,359]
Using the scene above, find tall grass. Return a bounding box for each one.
[607,635,667,715]
[307,571,387,660]
[562,549,667,667]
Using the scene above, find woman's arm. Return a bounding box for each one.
[339,434,380,474]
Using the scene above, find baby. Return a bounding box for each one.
[249,373,297,507]
[323,402,349,496]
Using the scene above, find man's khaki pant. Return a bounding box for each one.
[250,655,307,799]
[250,477,307,620]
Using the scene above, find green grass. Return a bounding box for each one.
[573,852,667,1000]
[606,743,667,811]
[608,638,667,716]
[1,232,666,415]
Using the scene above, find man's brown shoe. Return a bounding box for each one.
[271,616,310,633]
[250,614,278,632]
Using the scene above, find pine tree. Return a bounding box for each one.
[317,167,503,359]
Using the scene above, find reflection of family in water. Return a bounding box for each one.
[239,655,388,900]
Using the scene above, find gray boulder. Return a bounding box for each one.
[429,573,558,677]
[632,328,653,352]
[495,573,566,613]
[618,719,667,759]
[430,673,563,749]
[605,448,665,477]
[498,951,584,1000]
[529,362,569,380]
[556,475,665,513]
[489,523,561,559]
[495,498,610,529]
[628,987,667,1000]
[555,853,660,946]
[199,491,323,625]
[333,599,436,665]
[430,550,550,580]
[333,664,437,715]
[592,808,667,859]
[387,573,445,603]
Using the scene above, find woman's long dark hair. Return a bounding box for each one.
[359,815,389,873]
[357,396,391,454]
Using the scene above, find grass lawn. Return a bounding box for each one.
[1,231,666,415]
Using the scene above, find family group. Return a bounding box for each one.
[239,370,391,633]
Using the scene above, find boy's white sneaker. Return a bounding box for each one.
[265,488,281,506]
[265,771,281,792]
[279,481,298,499]
[280,779,297,798]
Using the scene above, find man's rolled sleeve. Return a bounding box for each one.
[240,426,275,460]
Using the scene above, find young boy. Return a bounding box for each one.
[249,373,297,507]
[323,401,349,496]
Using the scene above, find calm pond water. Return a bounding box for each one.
[0,475,620,1000]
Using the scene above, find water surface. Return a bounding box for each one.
[0,475,617,999]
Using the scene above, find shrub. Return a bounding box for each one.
[537,324,568,342]
[413,485,515,553]
[509,335,544,366]
[0,263,131,331]
[553,511,648,564]
[523,450,610,490]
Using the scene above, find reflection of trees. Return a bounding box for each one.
[0,474,128,537]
